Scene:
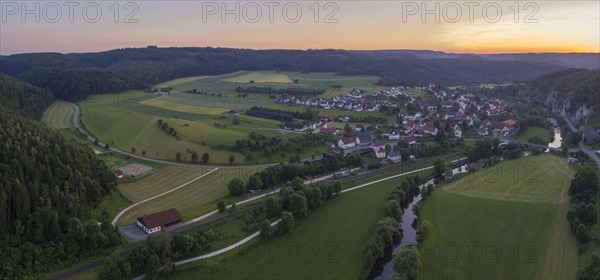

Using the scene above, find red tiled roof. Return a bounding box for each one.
[342,137,355,144]
[138,208,182,229]
[113,169,124,177]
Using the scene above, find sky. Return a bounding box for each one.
[1,1,599,54]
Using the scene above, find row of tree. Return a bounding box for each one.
[236,86,325,96]
[245,106,320,122]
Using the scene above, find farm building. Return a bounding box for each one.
[338,137,356,149]
[137,208,182,234]
[113,169,124,179]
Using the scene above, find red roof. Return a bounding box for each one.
[319,127,338,134]
[503,119,517,126]
[341,137,355,144]
[137,208,182,229]
[113,169,124,177]
[404,136,417,143]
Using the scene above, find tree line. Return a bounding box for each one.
[236,86,325,96]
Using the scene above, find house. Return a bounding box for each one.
[402,121,416,133]
[338,137,356,149]
[376,147,386,159]
[404,136,417,145]
[113,169,124,179]
[373,139,387,151]
[324,141,336,148]
[388,151,402,163]
[323,150,343,159]
[319,127,339,135]
[137,208,182,234]
[486,108,499,116]
[454,127,463,139]
[441,100,454,109]
[284,122,308,132]
[355,124,364,132]
[389,131,400,140]
[422,122,438,136]
[355,133,373,146]
[478,127,489,136]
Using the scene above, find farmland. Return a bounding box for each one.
[42,101,75,129]
[418,154,577,279]
[116,166,263,225]
[77,71,387,164]
[171,169,432,280]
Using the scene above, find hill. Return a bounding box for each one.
[0,47,567,101]
[0,106,120,278]
[0,73,55,118]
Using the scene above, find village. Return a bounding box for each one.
[279,85,518,165]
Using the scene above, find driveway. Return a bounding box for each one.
[119,225,147,243]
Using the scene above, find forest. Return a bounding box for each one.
[0,47,566,102]
[0,106,120,278]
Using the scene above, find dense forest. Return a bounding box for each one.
[0,106,120,278]
[524,69,600,111]
[0,73,55,118]
[0,47,567,102]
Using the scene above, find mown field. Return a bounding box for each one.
[116,166,263,225]
[170,169,432,280]
[512,126,553,143]
[419,154,577,280]
[42,101,75,129]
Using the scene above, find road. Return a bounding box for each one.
[66,102,278,169]
[560,112,600,169]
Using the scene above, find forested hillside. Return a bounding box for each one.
[0,73,55,118]
[525,68,600,110]
[0,107,120,278]
[0,47,566,102]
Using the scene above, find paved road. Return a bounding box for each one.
[66,102,278,169]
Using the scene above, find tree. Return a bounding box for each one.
[142,150,146,156]
[392,245,421,280]
[191,152,198,163]
[260,219,272,239]
[291,177,304,191]
[94,139,99,145]
[576,224,590,243]
[202,153,210,164]
[289,193,308,220]
[385,144,391,156]
[266,196,282,218]
[228,155,236,164]
[144,253,160,280]
[400,148,411,161]
[227,178,246,196]
[278,211,294,234]
[131,147,136,154]
[217,200,226,213]
[333,181,343,194]
[384,199,403,221]
[433,158,446,177]
[230,202,237,212]
[232,116,240,125]
[105,143,110,149]
[176,152,182,162]
[247,174,263,190]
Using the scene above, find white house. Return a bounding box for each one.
[454,127,463,139]
[338,137,356,149]
[388,151,402,163]
[389,131,400,140]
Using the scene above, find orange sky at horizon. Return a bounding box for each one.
[1,1,598,54]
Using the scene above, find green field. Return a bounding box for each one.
[419,154,577,279]
[116,166,263,225]
[512,126,553,143]
[163,71,385,101]
[42,101,75,129]
[171,169,432,279]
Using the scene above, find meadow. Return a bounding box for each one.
[42,101,75,129]
[512,126,553,143]
[116,166,263,225]
[419,154,577,279]
[171,169,433,280]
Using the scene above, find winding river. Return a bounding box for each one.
[370,165,469,280]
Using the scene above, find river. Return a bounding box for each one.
[370,165,469,280]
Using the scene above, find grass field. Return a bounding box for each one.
[419,154,577,279]
[171,169,432,280]
[116,166,263,225]
[512,126,553,142]
[42,101,75,129]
